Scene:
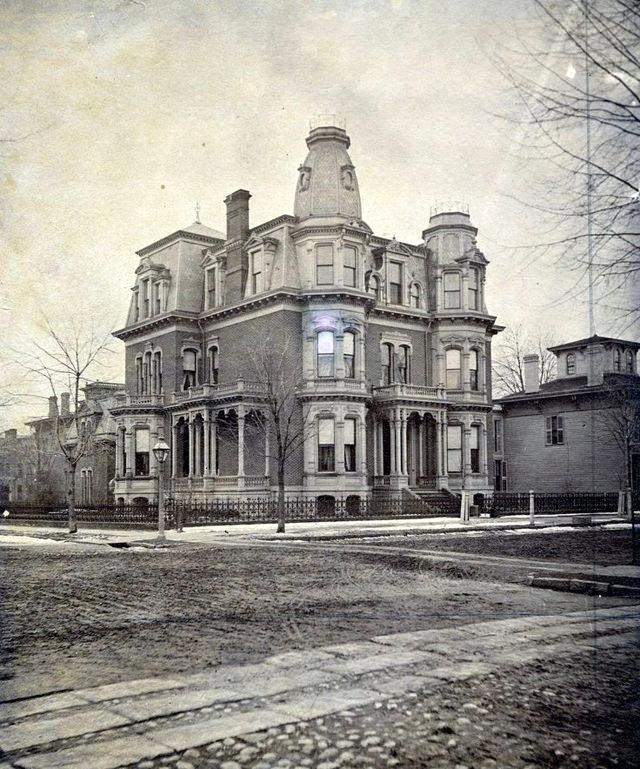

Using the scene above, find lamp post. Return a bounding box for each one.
[152,436,170,544]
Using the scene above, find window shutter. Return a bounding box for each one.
[557,415,564,444]
[545,417,552,445]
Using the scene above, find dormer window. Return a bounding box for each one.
[410,283,421,309]
[566,353,576,376]
[316,244,334,285]
[206,268,217,309]
[343,246,357,287]
[389,262,402,304]
[142,279,150,318]
[250,251,263,294]
[444,273,461,309]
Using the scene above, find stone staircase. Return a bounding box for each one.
[407,488,460,516]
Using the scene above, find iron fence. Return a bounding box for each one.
[477,492,620,516]
[0,503,158,528]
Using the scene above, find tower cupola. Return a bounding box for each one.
[294,118,362,222]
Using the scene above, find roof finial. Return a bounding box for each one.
[195,202,201,224]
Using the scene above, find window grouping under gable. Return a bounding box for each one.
[136,350,163,395]
[135,276,168,322]
[381,342,411,385]
[545,415,564,446]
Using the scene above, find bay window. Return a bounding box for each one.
[469,349,479,390]
[343,246,357,287]
[343,332,355,378]
[316,244,334,285]
[446,348,461,390]
[444,272,461,309]
[317,331,334,377]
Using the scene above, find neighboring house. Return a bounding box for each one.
[4,382,124,506]
[112,120,502,506]
[494,336,640,492]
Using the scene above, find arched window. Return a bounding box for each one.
[182,349,197,390]
[625,350,634,374]
[343,332,356,378]
[468,269,479,310]
[410,283,421,309]
[566,353,576,376]
[344,417,357,472]
[382,343,394,384]
[444,273,461,309]
[209,346,219,384]
[152,350,162,393]
[469,349,479,390]
[397,345,410,383]
[343,246,357,287]
[317,418,335,472]
[446,349,461,390]
[317,331,334,377]
[316,244,334,285]
[613,348,621,371]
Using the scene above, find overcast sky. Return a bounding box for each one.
[0,0,627,431]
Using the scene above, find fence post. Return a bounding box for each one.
[618,490,625,516]
[460,491,469,523]
[529,490,535,527]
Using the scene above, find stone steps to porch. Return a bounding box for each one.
[408,489,460,515]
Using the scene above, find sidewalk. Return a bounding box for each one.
[1,604,638,769]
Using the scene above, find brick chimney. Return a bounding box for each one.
[60,392,70,417]
[523,353,540,393]
[224,189,251,304]
[48,396,59,420]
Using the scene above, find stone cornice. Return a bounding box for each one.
[113,312,199,341]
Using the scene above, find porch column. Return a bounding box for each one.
[436,350,445,388]
[237,406,245,477]
[462,349,471,394]
[372,416,378,478]
[359,415,367,475]
[390,414,397,474]
[203,413,210,477]
[171,420,179,478]
[463,424,472,485]
[188,418,195,477]
[211,416,218,475]
[481,421,488,479]
[400,410,408,476]
[418,417,425,481]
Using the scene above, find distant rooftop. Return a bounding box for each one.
[548,335,640,352]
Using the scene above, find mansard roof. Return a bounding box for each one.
[136,221,225,257]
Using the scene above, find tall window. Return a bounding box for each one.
[368,273,380,301]
[318,418,335,472]
[469,349,479,390]
[566,353,576,375]
[613,348,621,371]
[397,345,409,383]
[410,283,421,309]
[344,418,356,472]
[625,350,634,374]
[494,418,502,453]
[470,426,480,473]
[382,343,394,384]
[251,251,263,294]
[545,415,564,446]
[142,279,150,318]
[206,268,216,309]
[182,349,197,390]
[209,346,219,384]
[133,290,140,322]
[134,428,150,476]
[389,262,402,304]
[316,244,334,285]
[447,424,462,472]
[468,268,479,310]
[135,357,143,395]
[317,331,334,377]
[343,246,357,287]
[444,272,461,309]
[343,332,355,378]
[446,348,461,390]
[153,351,162,394]
[143,351,151,394]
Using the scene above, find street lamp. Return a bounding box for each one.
[152,436,170,543]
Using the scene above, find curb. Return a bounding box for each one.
[528,573,640,597]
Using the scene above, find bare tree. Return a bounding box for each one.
[598,379,640,490]
[239,329,311,534]
[493,324,557,396]
[17,317,113,532]
[492,0,639,329]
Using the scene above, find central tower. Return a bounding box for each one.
[294,122,362,222]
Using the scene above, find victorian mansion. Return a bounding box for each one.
[112,121,501,506]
